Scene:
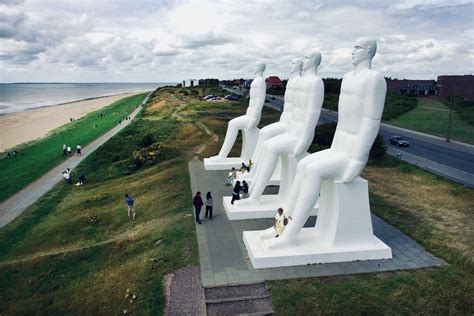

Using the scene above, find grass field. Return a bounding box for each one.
[388,97,474,144]
[0,93,148,202]
[0,86,472,314]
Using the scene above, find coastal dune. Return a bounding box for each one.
[0,91,149,152]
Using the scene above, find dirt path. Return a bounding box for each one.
[171,103,219,160]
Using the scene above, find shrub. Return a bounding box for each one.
[382,93,417,120]
[141,133,156,148]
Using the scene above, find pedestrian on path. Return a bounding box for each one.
[62,144,67,156]
[63,169,72,184]
[205,192,213,219]
[192,191,203,224]
[67,145,72,156]
[76,144,82,156]
[124,193,136,221]
[231,181,241,205]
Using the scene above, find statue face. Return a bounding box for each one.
[291,59,302,74]
[351,39,371,66]
[302,55,313,71]
[253,63,264,74]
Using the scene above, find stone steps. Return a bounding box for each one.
[205,282,274,315]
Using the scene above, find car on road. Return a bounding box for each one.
[224,95,240,101]
[389,136,410,147]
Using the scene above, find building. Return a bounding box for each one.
[182,79,199,87]
[265,76,283,89]
[386,79,437,96]
[437,75,474,101]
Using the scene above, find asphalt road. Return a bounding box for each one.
[222,87,474,187]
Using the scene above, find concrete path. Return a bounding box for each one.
[188,160,445,287]
[0,92,152,228]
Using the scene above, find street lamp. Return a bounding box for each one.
[437,84,454,142]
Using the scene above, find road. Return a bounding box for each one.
[223,87,474,187]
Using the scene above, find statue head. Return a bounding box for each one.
[290,58,303,75]
[253,62,266,75]
[351,37,377,66]
[302,51,322,72]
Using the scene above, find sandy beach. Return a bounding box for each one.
[0,91,149,152]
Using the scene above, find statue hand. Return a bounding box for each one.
[342,159,364,183]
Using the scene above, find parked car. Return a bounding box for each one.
[203,95,215,100]
[389,136,410,147]
[224,95,240,101]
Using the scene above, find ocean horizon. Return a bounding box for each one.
[0,82,175,115]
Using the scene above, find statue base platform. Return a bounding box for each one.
[243,228,392,269]
[223,195,318,220]
[204,157,243,171]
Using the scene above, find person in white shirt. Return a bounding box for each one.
[76,144,82,156]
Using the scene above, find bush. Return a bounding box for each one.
[369,134,386,160]
[383,93,417,120]
[141,133,156,148]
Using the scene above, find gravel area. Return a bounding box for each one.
[164,267,206,316]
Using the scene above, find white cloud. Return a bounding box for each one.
[1,0,473,82]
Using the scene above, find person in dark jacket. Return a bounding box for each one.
[241,180,249,198]
[192,191,203,224]
[231,181,242,205]
[205,192,213,219]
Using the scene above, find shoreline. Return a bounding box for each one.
[0,90,152,117]
[0,90,150,152]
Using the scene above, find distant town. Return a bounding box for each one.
[182,74,474,101]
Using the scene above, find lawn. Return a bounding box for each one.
[387,97,474,144]
[0,87,247,314]
[0,92,149,202]
[1,86,472,314]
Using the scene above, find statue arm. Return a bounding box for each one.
[292,79,324,155]
[247,85,266,128]
[342,74,387,182]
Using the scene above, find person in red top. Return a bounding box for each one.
[192,191,203,224]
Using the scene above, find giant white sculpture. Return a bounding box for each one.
[238,58,303,186]
[243,38,392,268]
[224,51,324,219]
[204,63,266,170]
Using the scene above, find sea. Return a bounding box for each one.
[0,82,173,115]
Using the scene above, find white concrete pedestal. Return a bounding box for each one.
[223,196,318,220]
[242,177,392,268]
[204,128,260,170]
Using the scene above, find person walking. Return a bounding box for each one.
[67,145,72,156]
[76,144,82,156]
[124,193,136,221]
[192,191,203,224]
[205,192,213,219]
[241,180,249,198]
[62,144,67,156]
[274,207,292,237]
[231,181,242,205]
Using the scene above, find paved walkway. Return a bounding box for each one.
[188,161,445,287]
[0,92,152,228]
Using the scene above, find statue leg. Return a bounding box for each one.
[237,135,295,206]
[265,151,348,249]
[215,116,249,159]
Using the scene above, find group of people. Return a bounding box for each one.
[62,167,86,186]
[62,144,82,156]
[192,191,214,224]
[226,160,252,185]
[231,180,249,204]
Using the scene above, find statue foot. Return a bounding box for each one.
[264,234,298,250]
[257,227,276,242]
[234,197,259,207]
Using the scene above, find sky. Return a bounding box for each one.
[0,0,473,82]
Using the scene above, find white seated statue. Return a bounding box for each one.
[238,58,303,186]
[229,51,323,213]
[204,63,266,170]
[243,38,392,268]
